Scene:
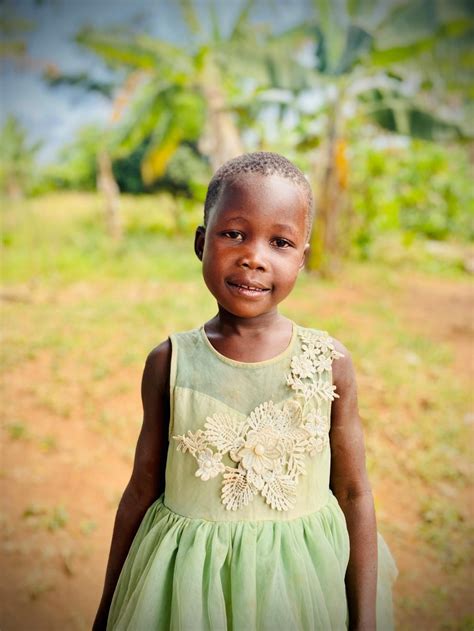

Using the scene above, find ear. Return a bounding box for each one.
[299,243,310,270]
[194,225,206,261]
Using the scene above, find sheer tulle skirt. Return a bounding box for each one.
[107,493,397,631]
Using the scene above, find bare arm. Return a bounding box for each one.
[93,339,171,631]
[330,339,377,631]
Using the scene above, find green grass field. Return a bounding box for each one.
[1,192,473,630]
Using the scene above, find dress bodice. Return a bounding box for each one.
[164,323,344,522]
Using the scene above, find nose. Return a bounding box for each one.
[237,239,267,271]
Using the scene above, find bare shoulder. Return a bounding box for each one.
[328,335,362,436]
[331,337,354,377]
[143,338,171,391]
[329,336,357,390]
[146,339,172,371]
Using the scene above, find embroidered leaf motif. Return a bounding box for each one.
[221,467,257,511]
[313,380,340,402]
[261,474,297,511]
[313,354,333,373]
[247,401,284,432]
[173,429,208,455]
[204,413,247,455]
[280,426,310,452]
[286,448,307,478]
[280,399,303,430]
[246,469,265,490]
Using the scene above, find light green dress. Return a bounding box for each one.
[107,323,398,631]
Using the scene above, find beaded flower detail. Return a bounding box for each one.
[173,330,344,512]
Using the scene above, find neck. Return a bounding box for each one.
[211,307,287,336]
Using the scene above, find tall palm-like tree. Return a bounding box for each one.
[74,0,281,184]
[254,0,473,273]
[53,0,292,238]
[64,0,319,239]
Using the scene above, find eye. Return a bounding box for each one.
[271,237,293,249]
[221,230,243,241]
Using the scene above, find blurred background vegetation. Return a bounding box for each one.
[1,0,473,274]
[1,1,473,630]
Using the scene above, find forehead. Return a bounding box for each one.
[210,173,307,232]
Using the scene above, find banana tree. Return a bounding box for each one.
[51,0,278,238]
[259,0,473,274]
[73,0,286,187]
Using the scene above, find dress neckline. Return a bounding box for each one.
[199,321,297,368]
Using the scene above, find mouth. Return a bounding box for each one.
[226,280,271,297]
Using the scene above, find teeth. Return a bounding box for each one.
[229,281,268,292]
[240,285,264,291]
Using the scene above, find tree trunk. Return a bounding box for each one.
[97,150,122,241]
[199,60,243,171]
[308,103,351,275]
[6,175,23,200]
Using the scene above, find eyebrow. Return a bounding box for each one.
[222,217,298,235]
[222,216,249,223]
[272,223,298,235]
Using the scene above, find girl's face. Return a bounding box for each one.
[195,174,309,320]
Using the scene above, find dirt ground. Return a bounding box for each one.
[1,270,473,631]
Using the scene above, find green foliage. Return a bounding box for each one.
[41,125,101,191]
[157,144,210,201]
[112,141,148,194]
[40,124,210,198]
[6,421,29,440]
[71,1,286,181]
[0,115,41,197]
[350,139,473,258]
[1,192,203,284]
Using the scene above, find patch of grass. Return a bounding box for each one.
[2,192,201,284]
[79,520,97,536]
[46,505,69,532]
[419,496,472,569]
[25,571,55,600]
[22,504,48,519]
[22,503,70,532]
[37,434,58,453]
[5,421,29,440]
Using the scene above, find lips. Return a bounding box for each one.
[226,279,271,297]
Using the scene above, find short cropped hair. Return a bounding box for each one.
[203,152,314,238]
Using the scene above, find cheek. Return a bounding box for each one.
[202,253,223,287]
[276,253,303,276]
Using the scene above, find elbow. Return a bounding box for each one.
[332,482,374,506]
[120,478,161,513]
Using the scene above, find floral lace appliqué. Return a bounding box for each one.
[173,330,344,511]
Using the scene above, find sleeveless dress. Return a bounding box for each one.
[107,323,398,631]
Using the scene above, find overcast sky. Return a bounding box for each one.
[1,0,312,162]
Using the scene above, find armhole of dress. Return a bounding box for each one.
[168,334,178,440]
[328,331,342,430]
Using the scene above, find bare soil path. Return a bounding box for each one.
[1,266,472,630]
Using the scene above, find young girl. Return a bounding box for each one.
[94,152,397,631]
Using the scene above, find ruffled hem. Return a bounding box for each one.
[107,494,397,631]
